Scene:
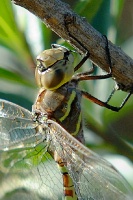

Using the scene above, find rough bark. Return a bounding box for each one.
[12,0,133,92]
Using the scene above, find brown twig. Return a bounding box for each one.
[12,0,133,92]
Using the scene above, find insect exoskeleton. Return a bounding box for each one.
[35,44,74,90]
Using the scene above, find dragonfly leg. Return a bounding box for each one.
[64,14,113,77]
[64,17,113,81]
[106,86,117,103]
[64,14,132,109]
[74,35,112,79]
[82,90,125,112]
[74,70,111,81]
[103,35,112,73]
[64,14,112,75]
[64,13,91,72]
[64,13,88,53]
[74,51,90,72]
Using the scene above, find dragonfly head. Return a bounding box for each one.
[35,45,74,90]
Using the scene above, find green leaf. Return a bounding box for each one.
[40,22,52,49]
[74,0,103,21]
[0,68,34,87]
[0,1,34,67]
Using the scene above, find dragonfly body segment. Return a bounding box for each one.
[33,80,84,144]
[0,45,132,200]
[35,44,74,90]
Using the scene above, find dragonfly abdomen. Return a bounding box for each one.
[54,151,78,200]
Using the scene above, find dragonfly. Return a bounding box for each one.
[0,44,132,200]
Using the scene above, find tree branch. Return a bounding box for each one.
[12,0,133,92]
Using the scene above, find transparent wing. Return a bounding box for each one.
[0,100,63,199]
[48,119,133,200]
[0,101,132,200]
[0,100,38,150]
[0,144,63,200]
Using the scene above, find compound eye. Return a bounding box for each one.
[36,49,64,69]
[35,46,74,90]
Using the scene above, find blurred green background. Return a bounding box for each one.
[0,0,133,194]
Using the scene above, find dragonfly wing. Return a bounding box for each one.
[0,100,132,200]
[48,119,133,200]
[0,100,39,150]
[0,142,63,200]
[0,100,63,199]
[0,99,33,119]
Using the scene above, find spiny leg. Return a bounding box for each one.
[64,13,91,72]
[64,14,112,73]
[64,19,112,81]
[64,14,112,81]
[106,87,117,103]
[64,14,131,110]
[74,51,90,72]
[64,13,89,54]
[82,90,132,112]
[76,45,131,110]
[74,70,111,81]
[97,35,132,107]
[74,35,112,81]
[73,35,132,111]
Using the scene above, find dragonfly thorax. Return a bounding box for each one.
[35,45,74,90]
